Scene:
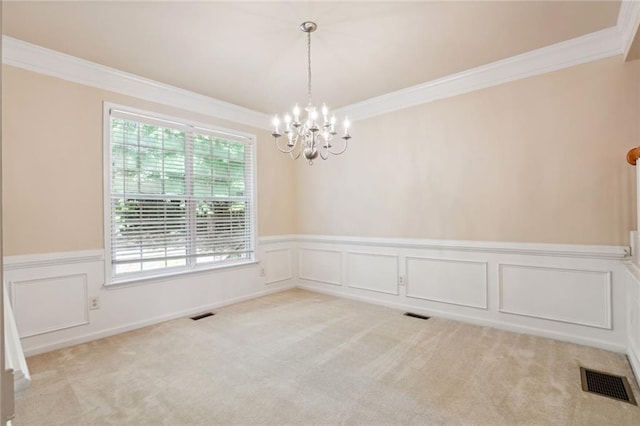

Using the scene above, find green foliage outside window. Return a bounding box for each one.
[110,117,252,276]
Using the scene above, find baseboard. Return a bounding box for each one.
[23,282,295,357]
[297,283,627,353]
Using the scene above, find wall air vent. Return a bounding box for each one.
[404,312,431,320]
[190,312,215,321]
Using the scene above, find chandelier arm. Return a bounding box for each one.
[274,137,298,154]
[319,147,329,160]
[290,147,302,160]
[327,138,349,156]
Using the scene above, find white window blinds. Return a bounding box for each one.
[107,108,255,281]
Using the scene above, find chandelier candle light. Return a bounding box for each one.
[272,21,351,165]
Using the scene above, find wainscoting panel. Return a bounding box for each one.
[299,248,342,285]
[265,248,292,284]
[346,252,399,295]
[406,257,488,309]
[499,264,611,329]
[11,274,89,338]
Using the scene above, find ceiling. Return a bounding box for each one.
[3,1,621,114]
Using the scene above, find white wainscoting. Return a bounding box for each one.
[406,257,487,309]
[264,248,293,284]
[296,235,629,352]
[3,237,296,356]
[3,234,633,359]
[346,252,399,295]
[12,274,89,337]
[299,248,342,286]
[624,259,640,383]
[499,264,611,329]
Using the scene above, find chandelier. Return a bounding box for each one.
[271,21,351,165]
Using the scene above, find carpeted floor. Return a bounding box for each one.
[14,289,640,425]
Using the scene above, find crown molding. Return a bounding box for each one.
[2,10,632,126]
[335,27,623,121]
[1,36,271,130]
[619,0,640,59]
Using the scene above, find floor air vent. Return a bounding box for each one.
[404,312,431,320]
[580,367,637,405]
[190,312,215,321]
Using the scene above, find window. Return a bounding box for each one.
[104,105,256,283]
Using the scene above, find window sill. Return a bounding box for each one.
[104,259,260,290]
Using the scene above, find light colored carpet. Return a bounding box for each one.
[14,289,640,425]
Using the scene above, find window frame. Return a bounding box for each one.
[102,102,258,286]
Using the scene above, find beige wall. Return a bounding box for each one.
[3,56,640,255]
[296,57,640,246]
[1,66,296,256]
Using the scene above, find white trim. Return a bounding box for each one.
[4,285,31,398]
[2,36,271,130]
[299,247,343,286]
[297,283,626,353]
[497,264,612,330]
[264,248,293,284]
[626,260,640,281]
[625,260,640,383]
[3,250,104,270]
[2,237,627,271]
[2,238,628,357]
[296,234,629,260]
[1,238,292,273]
[345,251,400,296]
[103,103,113,283]
[106,260,260,289]
[335,27,623,121]
[10,274,90,338]
[101,102,258,285]
[629,337,640,384]
[2,11,632,127]
[618,0,640,59]
[405,257,488,310]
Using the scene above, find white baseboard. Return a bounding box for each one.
[23,282,295,357]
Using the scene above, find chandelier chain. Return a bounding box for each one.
[307,30,312,105]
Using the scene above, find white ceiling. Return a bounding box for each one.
[3,1,621,114]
